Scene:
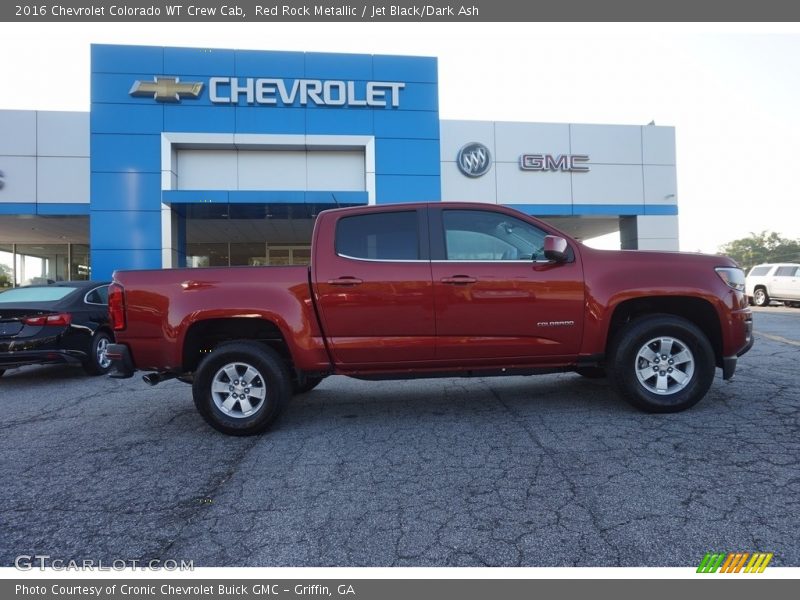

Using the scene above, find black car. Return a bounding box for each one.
[0,281,113,377]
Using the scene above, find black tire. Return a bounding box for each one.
[753,287,770,307]
[608,315,715,413]
[575,367,606,379]
[293,375,325,395]
[83,331,113,375]
[192,342,291,436]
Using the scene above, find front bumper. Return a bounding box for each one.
[722,314,755,380]
[106,343,135,378]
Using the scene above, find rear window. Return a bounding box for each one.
[0,286,77,303]
[336,211,419,261]
[775,266,799,277]
[85,286,109,305]
[748,266,771,277]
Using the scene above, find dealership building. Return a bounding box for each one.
[0,44,678,286]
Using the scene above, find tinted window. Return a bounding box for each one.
[775,266,798,277]
[0,286,76,303]
[85,286,109,305]
[442,210,547,261]
[748,266,771,277]
[336,212,419,260]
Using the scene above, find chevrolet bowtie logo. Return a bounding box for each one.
[129,77,203,102]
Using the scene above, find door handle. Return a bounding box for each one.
[440,275,477,284]
[328,277,363,286]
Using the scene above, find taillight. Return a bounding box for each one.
[108,282,126,331]
[23,313,72,327]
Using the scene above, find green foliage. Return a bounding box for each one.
[719,231,800,271]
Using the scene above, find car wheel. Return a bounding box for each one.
[575,367,606,379]
[83,331,113,375]
[608,315,715,413]
[753,288,770,307]
[192,342,291,436]
[293,375,325,395]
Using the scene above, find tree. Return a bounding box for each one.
[719,231,800,271]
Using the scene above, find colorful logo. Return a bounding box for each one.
[697,552,773,573]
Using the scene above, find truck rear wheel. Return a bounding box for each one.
[192,342,291,436]
[608,315,715,413]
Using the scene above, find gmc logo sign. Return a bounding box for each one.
[520,154,590,172]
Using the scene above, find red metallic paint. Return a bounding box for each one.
[111,202,752,379]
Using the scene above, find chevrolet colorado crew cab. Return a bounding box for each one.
[107,202,753,435]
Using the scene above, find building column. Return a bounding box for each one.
[619,215,680,251]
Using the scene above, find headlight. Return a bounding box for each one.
[715,267,745,292]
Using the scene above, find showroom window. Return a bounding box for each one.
[0,244,90,288]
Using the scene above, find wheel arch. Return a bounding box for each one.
[606,296,723,367]
[182,317,293,374]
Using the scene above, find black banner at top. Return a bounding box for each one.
[4,0,800,22]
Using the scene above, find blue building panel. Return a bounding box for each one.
[305,108,374,136]
[305,52,373,80]
[374,110,440,139]
[92,44,163,74]
[90,210,162,250]
[235,50,305,78]
[91,103,163,135]
[37,204,89,216]
[92,173,162,211]
[304,191,369,205]
[235,106,306,135]
[373,55,438,83]
[90,44,441,278]
[376,175,441,203]
[393,83,439,112]
[228,191,305,204]
[91,134,162,173]
[163,191,230,204]
[375,139,441,176]
[0,203,36,215]
[164,105,235,133]
[91,72,170,105]
[164,46,236,76]
[93,249,163,277]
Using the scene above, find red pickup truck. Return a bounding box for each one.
[107,202,753,435]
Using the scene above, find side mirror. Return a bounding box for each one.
[543,235,569,262]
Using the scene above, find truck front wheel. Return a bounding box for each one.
[608,315,715,413]
[192,342,291,436]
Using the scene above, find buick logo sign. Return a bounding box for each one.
[457,143,491,178]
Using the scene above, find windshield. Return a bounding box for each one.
[0,287,77,303]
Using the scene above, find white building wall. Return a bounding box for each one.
[440,119,679,250]
[0,110,89,206]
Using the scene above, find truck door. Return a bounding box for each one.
[429,207,584,363]
[312,207,435,367]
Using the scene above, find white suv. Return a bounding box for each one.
[746,263,800,307]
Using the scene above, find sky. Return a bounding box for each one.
[1,22,798,253]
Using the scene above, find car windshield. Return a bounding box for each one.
[0,286,77,303]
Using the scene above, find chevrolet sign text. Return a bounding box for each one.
[210,78,405,107]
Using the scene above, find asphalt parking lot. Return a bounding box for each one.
[1,307,798,567]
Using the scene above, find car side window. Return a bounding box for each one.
[85,286,109,305]
[748,266,770,277]
[336,211,419,261]
[442,210,547,261]
[775,266,795,277]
